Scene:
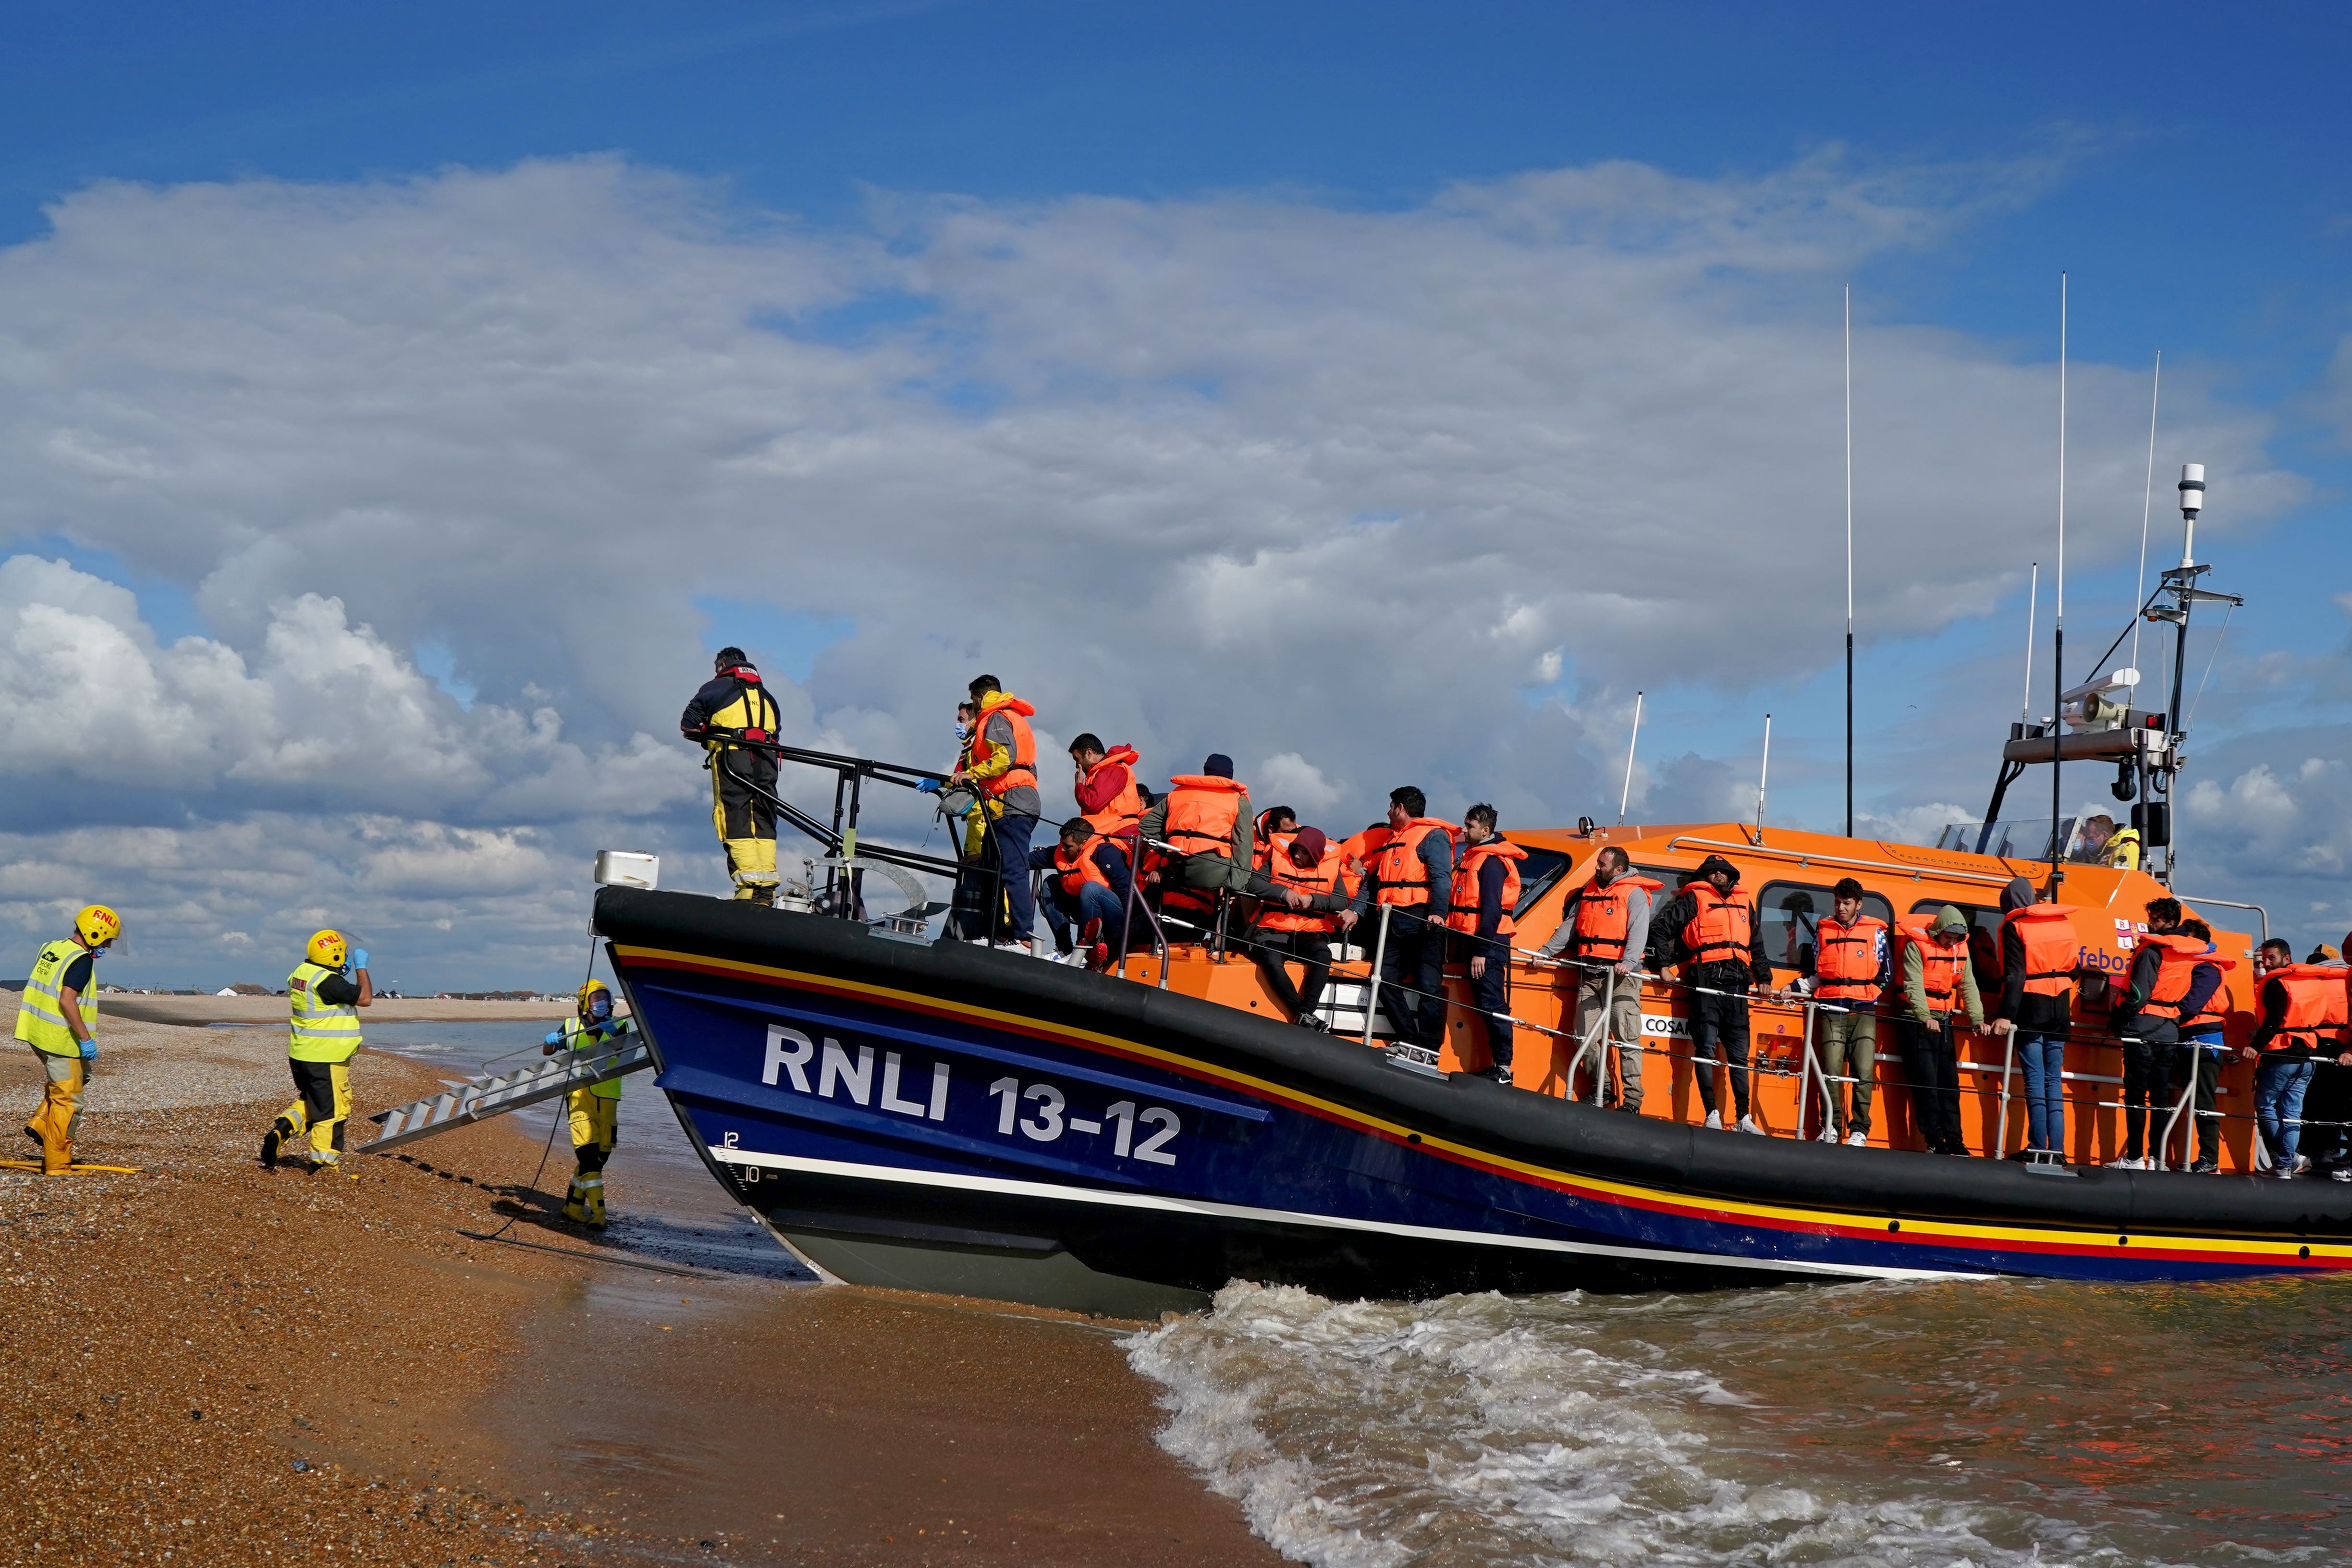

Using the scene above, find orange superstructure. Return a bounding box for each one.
[1105,821,2264,1172]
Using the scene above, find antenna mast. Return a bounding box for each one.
[2018,562,2038,723]
[2048,272,2067,897]
[1618,691,1644,825]
[1844,287,1855,839]
[2130,351,2160,698]
[1756,712,1773,839]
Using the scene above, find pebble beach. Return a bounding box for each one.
[0,1013,1279,1567]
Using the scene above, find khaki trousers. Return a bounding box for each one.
[1816,1009,1876,1137]
[1575,969,1645,1112]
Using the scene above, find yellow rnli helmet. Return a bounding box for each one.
[576,978,611,1010]
[75,905,121,947]
[306,929,349,969]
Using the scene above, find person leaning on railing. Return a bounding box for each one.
[2280,939,2352,1180]
[1992,877,2079,1162]
[2107,897,2218,1170]
[1895,907,1984,1156]
[1534,845,1657,1115]
[2166,918,2233,1174]
[2242,938,2338,1179]
[1653,855,1773,1135]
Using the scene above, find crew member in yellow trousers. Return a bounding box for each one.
[542,980,634,1228]
[260,931,372,1175]
[15,905,120,1175]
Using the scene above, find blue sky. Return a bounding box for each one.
[2,2,2347,985]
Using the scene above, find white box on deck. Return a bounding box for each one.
[593,850,660,890]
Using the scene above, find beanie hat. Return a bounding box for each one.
[1694,854,1740,884]
[1203,753,1234,779]
[1290,826,1327,863]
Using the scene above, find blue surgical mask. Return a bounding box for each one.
[588,994,612,1023]
[953,722,969,740]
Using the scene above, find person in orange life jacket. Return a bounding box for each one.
[2306,931,2352,1182]
[1364,786,1456,1049]
[1991,877,2073,1160]
[1534,845,1654,1114]
[946,674,1044,950]
[2157,916,2237,1173]
[1026,818,1133,965]
[1247,825,1369,1029]
[1252,807,1298,874]
[1069,733,1146,895]
[2242,938,2340,1177]
[1446,805,1525,1086]
[1795,877,1888,1147]
[1895,905,1984,1156]
[2107,897,2216,1168]
[678,648,782,904]
[1134,755,1255,942]
[1653,855,1772,1133]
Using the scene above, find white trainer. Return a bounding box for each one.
[2294,1154,2312,1174]
[1816,1127,1838,1144]
[1844,1131,1869,1148]
[2105,1156,2144,1170]
[1702,1111,1724,1131]
[1737,1115,1766,1135]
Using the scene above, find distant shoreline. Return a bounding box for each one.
[94,994,571,1027]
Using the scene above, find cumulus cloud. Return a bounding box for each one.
[0,152,2313,981]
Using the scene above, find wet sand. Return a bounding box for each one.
[0,1018,1281,1567]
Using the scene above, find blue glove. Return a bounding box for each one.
[351,948,369,970]
[915,778,943,795]
[543,1029,565,1047]
[79,1039,96,1061]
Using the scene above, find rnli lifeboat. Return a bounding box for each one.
[596,803,2350,1318]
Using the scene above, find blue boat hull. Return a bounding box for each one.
[598,890,2352,1315]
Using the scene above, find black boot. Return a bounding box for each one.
[747,884,776,908]
[259,1116,295,1170]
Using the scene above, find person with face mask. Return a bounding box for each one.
[542,980,636,1227]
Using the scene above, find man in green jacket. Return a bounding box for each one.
[1898,906,1984,1156]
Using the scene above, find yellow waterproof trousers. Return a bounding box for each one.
[275,1059,352,1166]
[711,752,779,897]
[24,1048,84,1175]
[564,1089,619,1226]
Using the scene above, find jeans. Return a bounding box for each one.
[1689,988,1752,1119]
[1815,1008,1876,1137]
[1575,968,1644,1111]
[2015,1031,2066,1152]
[1899,1017,1964,1153]
[1461,935,1513,1071]
[2255,1057,2316,1170]
[989,813,1039,943]
[1043,880,1126,954]
[1376,910,1448,1047]
[1250,928,1335,1021]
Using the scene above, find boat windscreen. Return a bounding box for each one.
[1512,848,1573,920]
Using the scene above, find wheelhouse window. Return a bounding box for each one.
[1512,848,1573,921]
[1759,882,1893,976]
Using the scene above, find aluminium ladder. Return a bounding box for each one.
[364,1035,654,1152]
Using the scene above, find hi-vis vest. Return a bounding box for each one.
[1680,884,1755,968]
[1371,819,1458,908]
[287,961,363,1064]
[1259,837,1350,935]
[1447,839,1527,937]
[1565,874,1661,964]
[2137,931,2235,1022]
[2000,904,2082,999]
[702,667,778,751]
[1163,775,1248,860]
[1053,841,1114,899]
[1813,915,1887,1004]
[559,1017,631,1100]
[1897,919,1968,1015]
[971,693,1038,800]
[14,938,96,1057]
[2267,965,2349,1054]
[1079,747,1144,839]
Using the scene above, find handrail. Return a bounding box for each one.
[1661,836,2015,889]
[2176,893,2268,944]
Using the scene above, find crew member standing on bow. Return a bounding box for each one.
[1447,805,1526,1086]
[1366,787,1457,1050]
[679,648,782,906]
[1654,856,1771,1133]
[1248,825,1364,1027]
[1806,878,1887,1147]
[1894,907,1984,1156]
[542,980,635,1227]
[1135,755,1254,943]
[1536,847,1656,1113]
[15,905,120,1176]
[947,675,1044,949]
[1993,878,2082,1161]
[262,931,372,1175]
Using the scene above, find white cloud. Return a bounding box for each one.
[0,153,2314,981]
[1253,751,1343,815]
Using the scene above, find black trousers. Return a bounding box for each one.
[2300,1056,2352,1172]
[1899,1018,1964,1152]
[1251,928,1335,1021]
[1689,988,1751,1118]
[712,749,777,841]
[1377,911,1448,1046]
[2171,1034,2225,1166]
[2119,1027,2177,1161]
[1462,935,1513,1069]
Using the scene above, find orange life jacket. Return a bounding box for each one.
[1446,839,1527,937]
[2267,965,2349,1053]
[1251,810,1292,873]
[2137,931,2236,1021]
[2180,948,2234,1036]
[1078,747,1143,839]
[1680,883,1754,968]
[1052,841,1113,900]
[1813,914,1887,1003]
[1999,904,2082,999]
[1259,838,1350,935]
[1162,775,1248,862]
[970,693,1037,799]
[1897,918,1969,1015]
[1565,873,1663,963]
[1370,819,1459,908]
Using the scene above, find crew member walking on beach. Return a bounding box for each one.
[261,931,372,1175]
[680,648,783,906]
[543,980,635,1227]
[15,905,120,1175]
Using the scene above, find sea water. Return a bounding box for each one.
[1128,1274,2352,1566]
